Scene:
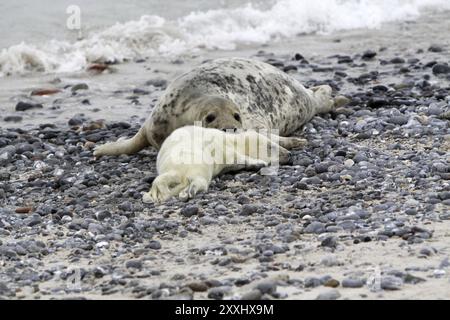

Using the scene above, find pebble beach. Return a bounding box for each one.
[0,4,449,300]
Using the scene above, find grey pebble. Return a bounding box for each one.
[342,278,365,288]
[181,205,199,217]
[256,281,277,295]
[240,290,262,300]
[240,204,259,216]
[316,289,341,300]
[125,260,142,269]
[304,222,326,234]
[148,240,162,250]
[207,286,231,300]
[381,276,403,290]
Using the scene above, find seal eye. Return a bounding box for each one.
[205,114,216,123]
[234,113,241,122]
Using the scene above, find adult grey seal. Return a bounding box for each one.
[94,57,348,156]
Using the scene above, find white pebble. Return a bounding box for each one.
[61,216,72,223]
[96,241,110,248]
[344,159,354,168]
[433,269,446,278]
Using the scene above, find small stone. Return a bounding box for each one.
[68,114,86,126]
[338,56,353,64]
[4,116,23,122]
[355,132,371,140]
[133,88,150,95]
[391,57,405,64]
[15,207,32,214]
[96,241,109,249]
[305,277,321,288]
[240,290,262,300]
[323,279,340,288]
[15,143,33,154]
[428,45,444,53]
[207,286,230,300]
[438,192,450,201]
[433,269,446,278]
[388,116,409,126]
[294,53,304,61]
[283,65,298,72]
[263,250,274,257]
[180,205,199,217]
[148,240,161,250]
[315,162,329,174]
[372,85,389,92]
[316,289,341,300]
[240,204,259,216]
[95,210,112,221]
[26,215,42,227]
[344,159,354,168]
[87,64,110,73]
[85,133,103,143]
[0,282,10,296]
[15,101,43,112]
[403,274,426,285]
[342,278,365,288]
[440,111,450,120]
[381,276,403,290]
[214,204,228,213]
[118,201,133,212]
[419,247,436,257]
[439,258,450,269]
[31,88,61,96]
[199,216,216,225]
[362,50,377,60]
[256,281,277,295]
[187,281,208,292]
[71,83,89,92]
[367,98,389,109]
[237,195,250,204]
[125,260,142,269]
[321,236,337,249]
[304,222,325,234]
[432,63,450,75]
[145,79,167,88]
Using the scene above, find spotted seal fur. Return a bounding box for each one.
[94,57,348,156]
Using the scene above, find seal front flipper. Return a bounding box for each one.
[143,171,189,203]
[94,126,150,157]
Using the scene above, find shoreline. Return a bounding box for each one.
[1,10,450,130]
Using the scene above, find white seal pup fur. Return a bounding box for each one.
[94,58,348,157]
[144,126,306,203]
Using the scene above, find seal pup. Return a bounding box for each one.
[144,126,306,203]
[94,58,348,157]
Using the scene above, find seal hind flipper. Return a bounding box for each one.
[310,85,351,113]
[310,85,335,114]
[333,95,351,108]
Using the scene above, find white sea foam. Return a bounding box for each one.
[1,0,449,76]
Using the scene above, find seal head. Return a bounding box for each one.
[193,95,243,131]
